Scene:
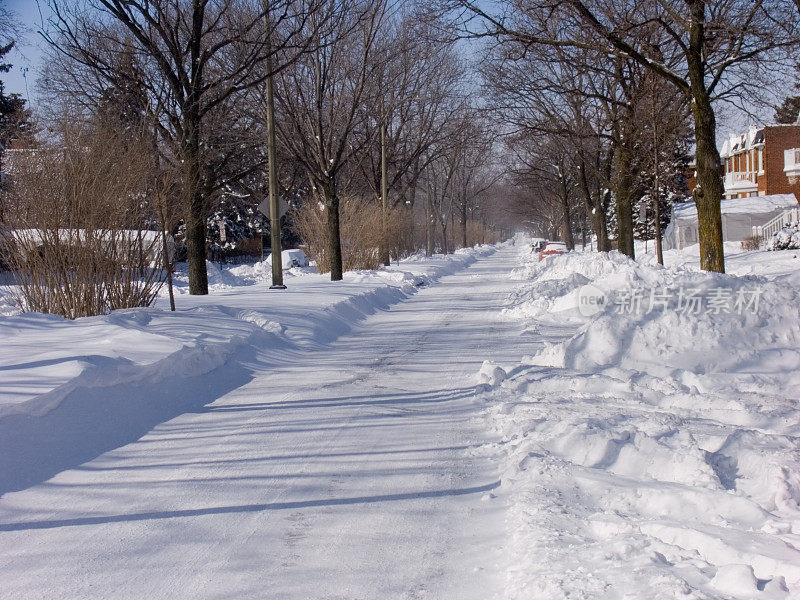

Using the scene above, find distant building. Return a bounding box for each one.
[720,125,800,199]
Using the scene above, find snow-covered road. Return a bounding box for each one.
[0,246,536,599]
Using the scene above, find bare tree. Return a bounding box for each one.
[45,0,335,293]
[275,0,388,280]
[447,122,497,249]
[481,41,615,250]
[352,13,467,262]
[482,24,695,257]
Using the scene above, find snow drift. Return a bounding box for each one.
[483,246,800,599]
[0,247,492,420]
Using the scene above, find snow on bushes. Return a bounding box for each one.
[482,247,800,598]
[766,226,800,251]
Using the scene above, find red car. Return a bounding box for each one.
[530,239,546,253]
[539,242,568,260]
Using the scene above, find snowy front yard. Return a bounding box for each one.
[0,240,798,599]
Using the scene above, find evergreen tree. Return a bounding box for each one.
[775,63,800,124]
[0,42,35,151]
[633,142,693,240]
[775,95,800,124]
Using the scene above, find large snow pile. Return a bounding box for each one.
[509,251,800,380]
[481,248,800,598]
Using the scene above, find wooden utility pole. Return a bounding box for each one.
[380,114,390,266]
[263,2,285,289]
[651,79,664,265]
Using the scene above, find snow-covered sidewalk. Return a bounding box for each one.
[0,248,491,421]
[0,244,541,599]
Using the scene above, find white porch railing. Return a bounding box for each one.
[753,207,800,240]
[724,171,758,192]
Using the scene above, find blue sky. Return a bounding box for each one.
[0,0,778,137]
[2,0,51,101]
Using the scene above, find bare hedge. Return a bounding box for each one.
[0,127,167,318]
[291,196,414,272]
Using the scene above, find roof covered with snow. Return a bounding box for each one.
[720,126,765,158]
[672,194,798,222]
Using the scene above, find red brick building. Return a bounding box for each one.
[720,125,800,200]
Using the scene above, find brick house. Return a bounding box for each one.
[719,124,800,200]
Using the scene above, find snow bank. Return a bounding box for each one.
[0,308,279,420]
[508,250,800,385]
[0,246,492,420]
[481,245,800,598]
[647,240,800,282]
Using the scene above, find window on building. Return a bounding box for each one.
[784,148,800,178]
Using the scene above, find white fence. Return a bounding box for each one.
[753,208,800,240]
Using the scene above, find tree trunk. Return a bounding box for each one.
[613,139,635,259]
[600,189,613,249]
[426,181,435,256]
[581,216,587,249]
[597,210,609,250]
[460,199,467,248]
[323,177,343,280]
[687,0,725,273]
[161,224,176,312]
[184,190,208,295]
[406,165,418,249]
[653,192,664,266]
[652,173,664,266]
[577,154,609,251]
[185,1,208,295]
[183,117,208,295]
[559,177,575,250]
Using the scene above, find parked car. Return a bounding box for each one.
[266,248,310,269]
[539,242,568,260]
[530,239,547,253]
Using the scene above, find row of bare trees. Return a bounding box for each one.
[41,0,347,294]
[484,37,693,260]
[9,0,504,306]
[9,0,782,319]
[444,0,800,272]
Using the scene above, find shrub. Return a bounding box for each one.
[291,196,414,272]
[766,226,800,251]
[741,235,763,251]
[0,126,166,318]
[466,219,501,247]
